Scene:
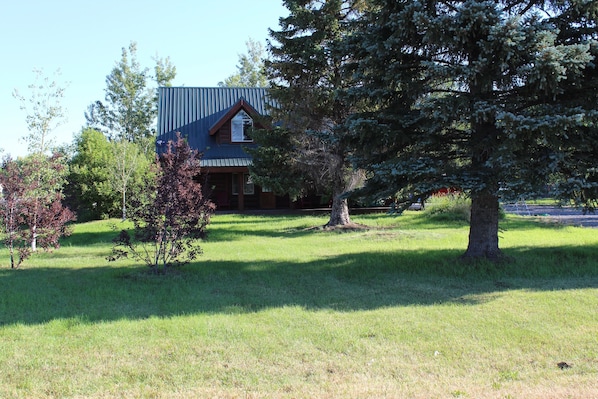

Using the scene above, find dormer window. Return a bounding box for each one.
[231,110,253,142]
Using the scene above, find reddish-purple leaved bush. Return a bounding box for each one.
[0,155,75,268]
[109,134,215,272]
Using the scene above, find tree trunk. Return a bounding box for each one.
[9,242,15,269]
[31,225,37,252]
[462,190,502,260]
[325,192,351,227]
[121,187,127,221]
[31,200,38,252]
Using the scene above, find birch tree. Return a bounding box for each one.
[13,68,68,154]
[13,69,71,250]
[0,156,74,268]
[85,42,176,219]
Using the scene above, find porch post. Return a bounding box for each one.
[237,173,245,211]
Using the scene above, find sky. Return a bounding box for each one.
[0,0,288,158]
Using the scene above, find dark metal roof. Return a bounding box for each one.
[156,87,271,161]
[200,158,252,168]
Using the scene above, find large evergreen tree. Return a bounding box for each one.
[249,0,366,227]
[349,0,598,259]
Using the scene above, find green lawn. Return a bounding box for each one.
[0,212,597,398]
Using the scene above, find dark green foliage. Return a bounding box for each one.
[348,0,598,259]
[85,42,175,147]
[85,43,152,144]
[66,128,154,222]
[249,0,366,226]
[246,126,307,199]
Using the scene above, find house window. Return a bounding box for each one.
[232,173,254,195]
[231,110,253,142]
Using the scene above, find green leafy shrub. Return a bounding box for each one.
[424,194,472,222]
[423,193,507,223]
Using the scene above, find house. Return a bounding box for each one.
[156,87,285,211]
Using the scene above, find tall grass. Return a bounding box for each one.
[423,193,472,222]
[0,213,597,398]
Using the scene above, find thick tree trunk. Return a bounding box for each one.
[325,193,351,227]
[462,190,502,260]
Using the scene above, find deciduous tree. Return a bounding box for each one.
[0,156,74,268]
[348,0,598,259]
[110,138,151,221]
[84,42,175,220]
[13,68,68,154]
[21,153,73,251]
[85,42,175,148]
[219,38,268,88]
[67,128,119,221]
[0,158,29,268]
[12,69,73,251]
[109,134,215,273]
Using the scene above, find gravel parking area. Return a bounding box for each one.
[503,204,598,228]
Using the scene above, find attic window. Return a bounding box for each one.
[231,110,253,142]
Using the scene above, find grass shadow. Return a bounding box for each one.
[1,246,596,327]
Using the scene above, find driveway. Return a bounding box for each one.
[503,204,598,228]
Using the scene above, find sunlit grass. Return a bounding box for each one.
[0,212,597,398]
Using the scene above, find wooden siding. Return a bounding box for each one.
[217,121,231,144]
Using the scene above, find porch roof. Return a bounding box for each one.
[200,158,252,168]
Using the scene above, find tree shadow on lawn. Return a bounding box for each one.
[206,222,327,242]
[61,230,116,247]
[204,212,577,241]
[0,246,596,327]
[61,212,574,247]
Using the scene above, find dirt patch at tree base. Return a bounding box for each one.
[304,223,370,232]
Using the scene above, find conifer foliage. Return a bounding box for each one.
[249,0,367,228]
[348,0,598,259]
[109,134,215,273]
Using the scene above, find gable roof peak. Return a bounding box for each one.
[208,97,261,135]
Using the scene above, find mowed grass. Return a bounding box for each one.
[0,212,597,398]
